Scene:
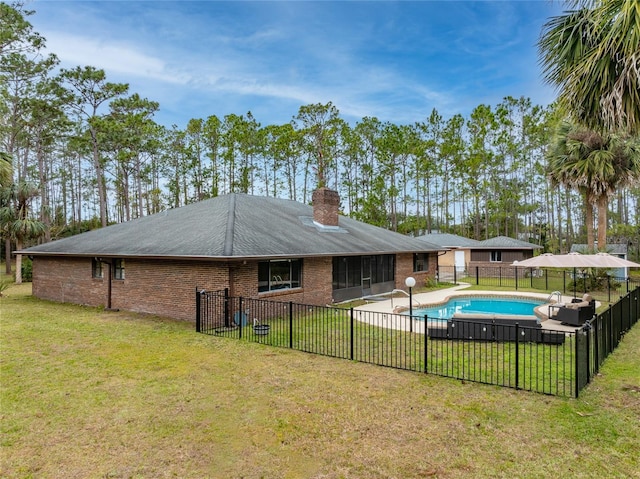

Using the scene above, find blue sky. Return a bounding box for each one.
[31,1,564,129]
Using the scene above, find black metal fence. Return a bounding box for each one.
[196,286,640,398]
[579,287,640,394]
[437,265,640,303]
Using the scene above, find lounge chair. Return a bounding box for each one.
[556,293,595,326]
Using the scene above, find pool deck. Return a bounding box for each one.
[353,283,582,333]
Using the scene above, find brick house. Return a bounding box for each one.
[416,233,480,276]
[21,188,441,321]
[417,233,541,280]
[468,236,542,273]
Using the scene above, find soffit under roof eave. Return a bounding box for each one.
[470,246,540,251]
[21,249,441,261]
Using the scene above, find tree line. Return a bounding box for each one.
[2,2,639,276]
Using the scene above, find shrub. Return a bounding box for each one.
[0,278,11,296]
[569,269,620,292]
[20,257,32,282]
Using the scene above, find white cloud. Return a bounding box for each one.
[44,31,190,85]
[29,0,560,128]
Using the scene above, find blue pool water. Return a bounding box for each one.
[410,296,543,320]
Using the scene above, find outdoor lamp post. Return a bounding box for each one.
[405,276,416,332]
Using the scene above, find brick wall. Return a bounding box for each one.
[312,188,340,226]
[33,257,231,321]
[33,257,108,306]
[32,254,336,322]
[110,259,231,320]
[395,252,437,289]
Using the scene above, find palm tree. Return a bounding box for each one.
[0,152,13,273]
[548,121,640,249]
[0,152,11,186]
[0,178,46,284]
[539,0,640,134]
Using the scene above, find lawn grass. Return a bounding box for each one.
[2,282,640,478]
[214,309,576,397]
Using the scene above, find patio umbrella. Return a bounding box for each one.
[513,252,640,268]
[513,252,639,298]
[581,252,640,268]
[511,253,567,268]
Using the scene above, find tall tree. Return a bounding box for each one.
[465,104,496,239]
[0,151,13,272]
[104,93,159,220]
[539,0,640,134]
[294,102,341,191]
[415,109,444,233]
[0,176,46,283]
[547,121,640,249]
[59,66,128,227]
[202,115,222,198]
[0,2,44,56]
[23,76,70,240]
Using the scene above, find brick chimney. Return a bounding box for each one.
[312,187,340,227]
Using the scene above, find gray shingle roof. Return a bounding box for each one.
[21,194,442,259]
[416,233,480,248]
[475,236,542,249]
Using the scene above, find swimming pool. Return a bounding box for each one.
[409,296,544,320]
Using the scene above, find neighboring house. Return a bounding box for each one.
[20,188,442,321]
[469,236,542,276]
[416,233,540,278]
[571,243,630,278]
[416,233,479,274]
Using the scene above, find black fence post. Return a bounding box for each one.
[515,323,520,390]
[530,267,533,289]
[515,267,518,290]
[475,267,479,285]
[585,323,591,385]
[609,306,614,356]
[545,269,548,291]
[423,315,428,374]
[289,301,293,349]
[607,276,612,303]
[196,288,201,333]
[238,296,243,339]
[594,317,600,373]
[575,328,580,398]
[224,288,230,327]
[350,307,354,361]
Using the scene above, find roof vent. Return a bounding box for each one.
[312,187,340,227]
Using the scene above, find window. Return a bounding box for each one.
[92,259,103,278]
[333,255,394,291]
[258,259,302,292]
[371,254,394,284]
[413,253,429,272]
[332,257,361,290]
[113,259,125,280]
[490,251,502,262]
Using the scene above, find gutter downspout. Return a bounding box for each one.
[106,260,112,310]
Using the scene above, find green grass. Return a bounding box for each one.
[2,282,640,478]
[214,310,577,396]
